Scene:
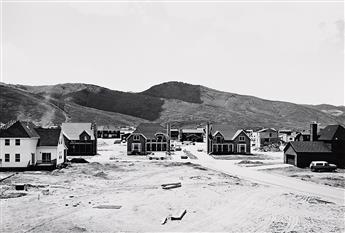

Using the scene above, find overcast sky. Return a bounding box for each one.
[2,1,344,105]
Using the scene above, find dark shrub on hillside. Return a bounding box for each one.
[67,88,164,121]
[141,81,202,104]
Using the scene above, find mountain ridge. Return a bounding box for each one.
[0,81,344,130]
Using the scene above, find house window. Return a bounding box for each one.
[5,154,10,162]
[42,153,51,163]
[15,139,20,146]
[15,154,20,162]
[216,136,222,143]
[269,133,272,137]
[5,139,10,146]
[133,135,140,141]
[239,136,245,141]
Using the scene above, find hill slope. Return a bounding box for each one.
[1,82,344,130]
[0,83,147,126]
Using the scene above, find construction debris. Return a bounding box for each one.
[161,182,182,190]
[171,209,187,220]
[15,184,27,191]
[162,209,187,225]
[0,174,15,183]
[93,205,122,209]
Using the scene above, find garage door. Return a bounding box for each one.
[286,154,295,165]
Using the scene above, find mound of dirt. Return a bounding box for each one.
[89,162,103,170]
[0,192,27,199]
[70,158,89,163]
[93,171,108,179]
[238,160,264,165]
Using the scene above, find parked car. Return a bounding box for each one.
[181,155,188,159]
[197,148,203,152]
[310,161,337,172]
[175,146,182,151]
[147,152,168,160]
[114,139,121,144]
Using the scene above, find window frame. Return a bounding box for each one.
[15,139,20,146]
[5,154,10,162]
[5,139,10,146]
[42,153,52,163]
[15,154,20,162]
[239,136,245,141]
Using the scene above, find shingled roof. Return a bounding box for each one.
[35,128,62,146]
[318,125,345,141]
[0,121,40,138]
[133,123,167,138]
[287,141,332,153]
[211,124,239,140]
[62,123,95,140]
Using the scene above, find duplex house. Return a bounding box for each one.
[284,123,345,168]
[206,124,251,155]
[62,123,97,156]
[127,123,170,155]
[0,121,66,170]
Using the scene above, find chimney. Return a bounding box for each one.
[310,121,318,141]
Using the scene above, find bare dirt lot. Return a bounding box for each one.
[1,141,344,232]
[265,166,345,189]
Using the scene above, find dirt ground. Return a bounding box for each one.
[265,166,345,189]
[1,140,344,232]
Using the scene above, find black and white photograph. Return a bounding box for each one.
[0,0,344,232]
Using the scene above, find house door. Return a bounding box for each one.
[132,143,141,152]
[238,144,246,153]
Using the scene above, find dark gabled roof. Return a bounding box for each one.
[0,121,40,138]
[35,128,62,146]
[318,125,345,141]
[211,124,238,140]
[287,141,332,153]
[133,123,167,138]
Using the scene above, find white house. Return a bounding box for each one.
[35,128,67,168]
[0,121,67,170]
[252,128,279,148]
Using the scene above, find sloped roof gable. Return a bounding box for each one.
[287,141,332,153]
[0,121,39,138]
[62,123,95,140]
[36,128,62,146]
[133,123,167,139]
[318,125,345,141]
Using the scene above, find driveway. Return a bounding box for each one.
[180,144,345,205]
